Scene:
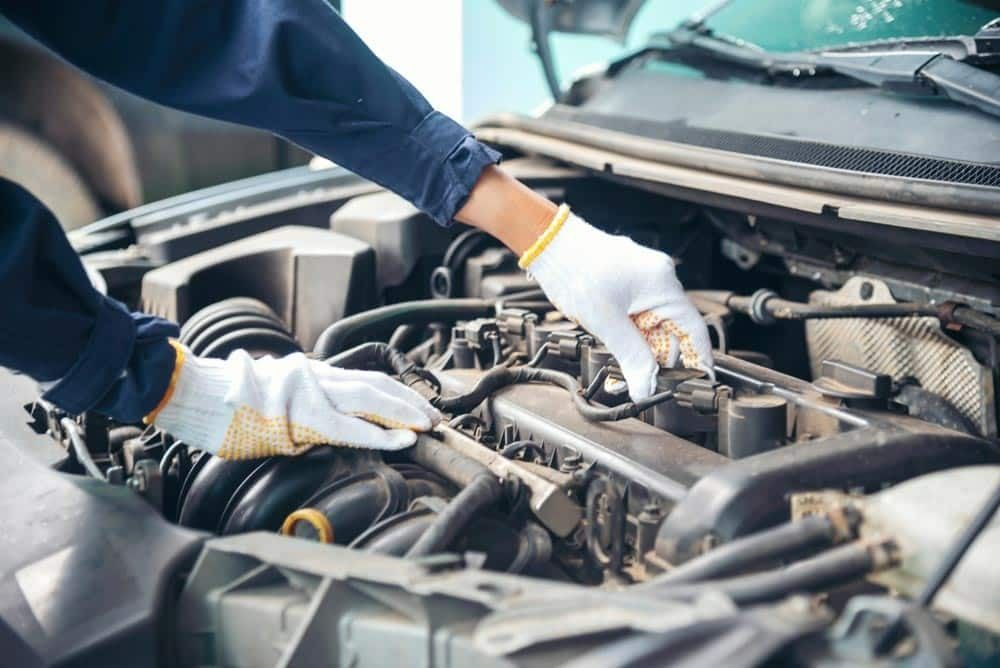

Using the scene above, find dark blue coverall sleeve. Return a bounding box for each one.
[0,0,501,421]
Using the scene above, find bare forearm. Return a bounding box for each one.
[455,165,558,254]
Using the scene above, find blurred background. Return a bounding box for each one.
[0,0,701,230]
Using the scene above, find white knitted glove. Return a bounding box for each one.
[147,343,440,459]
[520,205,713,400]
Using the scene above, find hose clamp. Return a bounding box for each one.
[748,289,779,325]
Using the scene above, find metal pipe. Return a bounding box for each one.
[409,427,582,537]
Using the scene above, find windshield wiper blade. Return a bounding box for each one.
[657,27,1000,121]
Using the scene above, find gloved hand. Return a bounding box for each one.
[146,343,440,459]
[520,205,713,400]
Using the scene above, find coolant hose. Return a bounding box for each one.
[647,539,897,605]
[405,472,502,558]
[314,299,495,357]
[895,384,978,435]
[327,342,415,375]
[650,513,850,586]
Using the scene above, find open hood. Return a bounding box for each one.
[494,0,648,41]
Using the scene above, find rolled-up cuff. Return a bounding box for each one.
[407,111,502,226]
[42,297,136,415]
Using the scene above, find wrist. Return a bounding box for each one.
[518,204,571,269]
[456,165,557,254]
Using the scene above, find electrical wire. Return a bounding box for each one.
[435,365,674,422]
[60,417,104,481]
[499,440,547,462]
[159,440,189,479]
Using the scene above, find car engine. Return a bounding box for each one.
[25,160,1000,666]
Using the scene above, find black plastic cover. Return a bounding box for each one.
[0,425,204,667]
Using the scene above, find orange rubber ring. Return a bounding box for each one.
[280,508,334,544]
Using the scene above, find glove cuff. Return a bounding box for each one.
[518,203,571,269]
[143,339,186,424]
[147,344,234,451]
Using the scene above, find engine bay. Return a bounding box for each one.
[24,159,1000,665]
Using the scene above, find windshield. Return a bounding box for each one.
[702,0,998,52]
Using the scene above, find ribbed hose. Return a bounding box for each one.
[650,514,845,586]
[435,365,674,422]
[405,472,502,558]
[313,299,495,357]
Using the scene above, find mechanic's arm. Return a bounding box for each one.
[0,179,439,456]
[1,0,498,227]
[0,179,177,422]
[2,0,709,457]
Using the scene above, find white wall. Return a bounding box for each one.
[341,0,465,121]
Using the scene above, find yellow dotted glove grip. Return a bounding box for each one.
[214,407,425,461]
[631,310,703,369]
[216,406,333,460]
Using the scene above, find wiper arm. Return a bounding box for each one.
[652,27,1000,120]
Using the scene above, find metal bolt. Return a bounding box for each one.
[560,452,583,473]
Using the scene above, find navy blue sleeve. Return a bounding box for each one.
[0,0,502,423]
[0,178,178,422]
[1,0,500,226]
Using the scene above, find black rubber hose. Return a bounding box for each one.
[326,342,414,375]
[586,477,625,572]
[179,297,281,345]
[647,540,891,605]
[650,514,845,586]
[507,522,553,574]
[387,324,420,350]
[326,342,440,393]
[952,305,1000,336]
[159,441,190,480]
[448,413,487,432]
[297,469,409,545]
[188,315,291,356]
[351,509,436,555]
[107,426,142,455]
[200,327,301,359]
[895,384,978,435]
[435,365,674,422]
[405,472,503,558]
[500,440,546,462]
[313,299,495,357]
